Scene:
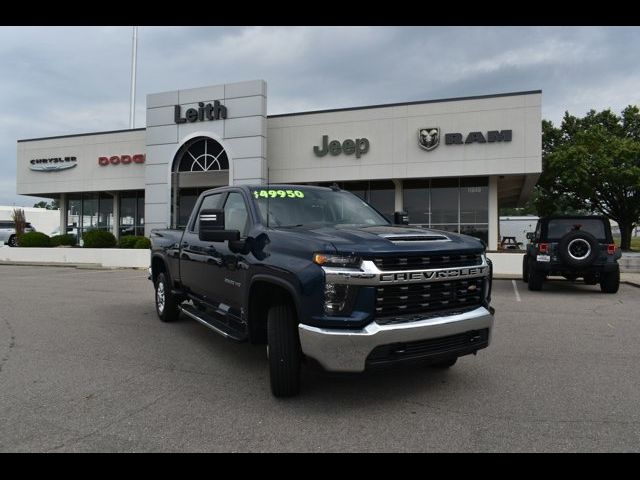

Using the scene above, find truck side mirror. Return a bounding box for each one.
[394,211,409,225]
[198,209,240,242]
[526,232,534,241]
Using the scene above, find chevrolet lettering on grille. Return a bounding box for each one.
[380,266,488,284]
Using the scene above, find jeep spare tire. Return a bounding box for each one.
[557,230,599,268]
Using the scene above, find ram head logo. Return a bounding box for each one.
[418,128,440,151]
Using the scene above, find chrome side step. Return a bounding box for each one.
[179,304,246,342]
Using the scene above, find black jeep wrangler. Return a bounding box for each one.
[522,215,622,293]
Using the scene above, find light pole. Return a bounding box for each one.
[129,26,138,129]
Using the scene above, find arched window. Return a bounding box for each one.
[174,137,229,172]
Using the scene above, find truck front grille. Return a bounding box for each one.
[375,278,484,318]
[370,253,482,271]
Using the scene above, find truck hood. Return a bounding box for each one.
[270,224,485,256]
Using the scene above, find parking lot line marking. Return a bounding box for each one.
[511,279,521,302]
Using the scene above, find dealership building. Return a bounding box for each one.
[16,80,542,248]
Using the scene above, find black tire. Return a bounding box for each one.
[8,235,17,247]
[267,303,301,398]
[155,272,180,322]
[528,260,544,291]
[558,230,599,268]
[432,357,457,368]
[600,266,620,294]
[583,273,598,285]
[521,255,529,283]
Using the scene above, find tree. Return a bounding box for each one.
[11,208,26,245]
[535,106,640,250]
[33,200,59,210]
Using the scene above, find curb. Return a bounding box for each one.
[0,261,146,270]
[495,273,640,288]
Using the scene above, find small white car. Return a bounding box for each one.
[0,221,36,247]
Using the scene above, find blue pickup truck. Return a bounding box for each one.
[150,184,495,397]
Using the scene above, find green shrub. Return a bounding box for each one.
[118,235,142,249]
[83,229,117,248]
[134,237,151,249]
[19,231,51,247]
[50,233,77,247]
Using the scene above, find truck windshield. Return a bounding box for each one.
[251,187,390,228]
[547,218,607,240]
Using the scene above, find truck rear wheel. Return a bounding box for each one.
[527,260,544,291]
[521,255,529,283]
[155,272,180,322]
[267,303,301,397]
[600,267,620,294]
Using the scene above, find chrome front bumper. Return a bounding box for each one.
[298,306,494,372]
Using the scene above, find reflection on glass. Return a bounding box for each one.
[341,181,368,201]
[461,224,488,243]
[430,224,460,233]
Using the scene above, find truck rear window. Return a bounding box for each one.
[547,219,607,240]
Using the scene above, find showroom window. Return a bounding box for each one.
[403,179,430,225]
[67,192,116,244]
[119,190,145,237]
[402,177,489,243]
[177,187,210,228]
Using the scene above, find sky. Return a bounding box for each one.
[1,26,639,206]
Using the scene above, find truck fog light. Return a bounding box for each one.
[324,283,351,315]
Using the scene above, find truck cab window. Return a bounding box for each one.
[224,192,249,237]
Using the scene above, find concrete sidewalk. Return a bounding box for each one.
[621,272,640,287]
[496,272,640,288]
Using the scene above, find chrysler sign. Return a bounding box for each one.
[29,156,77,172]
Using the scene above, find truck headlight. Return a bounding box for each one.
[313,253,362,269]
[324,282,357,315]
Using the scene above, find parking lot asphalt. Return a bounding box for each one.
[1,265,639,452]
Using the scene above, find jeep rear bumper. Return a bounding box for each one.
[531,261,619,273]
[298,306,494,373]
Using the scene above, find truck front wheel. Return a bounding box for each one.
[267,303,301,397]
[432,357,458,368]
[155,272,181,322]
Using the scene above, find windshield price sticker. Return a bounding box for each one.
[253,189,305,199]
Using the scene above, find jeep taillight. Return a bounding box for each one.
[538,243,549,254]
[607,244,616,255]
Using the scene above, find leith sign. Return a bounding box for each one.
[174,100,227,124]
